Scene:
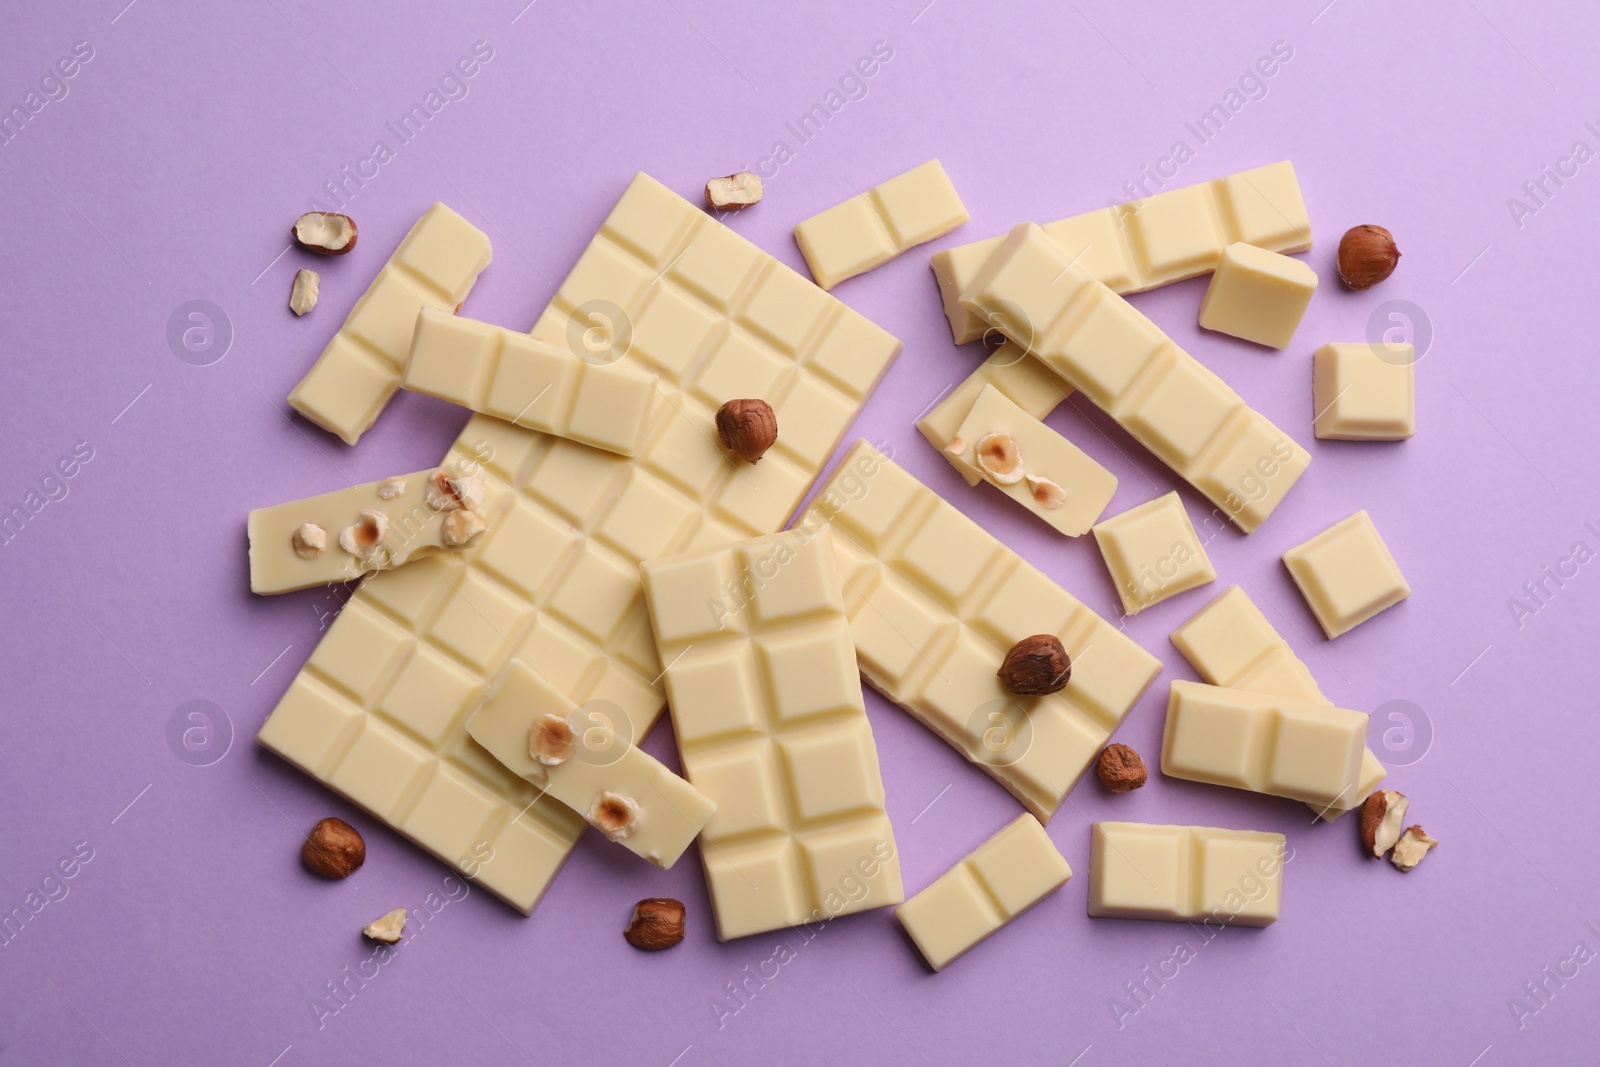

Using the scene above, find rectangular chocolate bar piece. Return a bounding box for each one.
[465,660,714,869]
[933,161,1311,344]
[795,160,969,289]
[915,342,1069,486]
[1088,821,1285,926]
[403,307,658,457]
[794,441,1161,822]
[641,527,902,941]
[1161,680,1367,807]
[895,813,1071,971]
[960,223,1310,532]
[289,204,492,444]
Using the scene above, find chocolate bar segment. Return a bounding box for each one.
[1089,821,1285,926]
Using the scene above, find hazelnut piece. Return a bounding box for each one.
[292,211,358,256]
[440,508,488,548]
[528,713,577,767]
[1026,474,1067,509]
[362,907,407,944]
[705,172,763,212]
[587,791,640,842]
[945,435,968,457]
[338,509,390,561]
[1336,225,1400,290]
[1095,743,1148,792]
[291,523,327,560]
[425,466,484,512]
[376,476,407,500]
[624,897,687,951]
[1389,825,1437,872]
[289,269,320,316]
[302,817,365,879]
[975,433,1024,485]
[998,634,1071,695]
[716,399,777,463]
[1359,788,1410,858]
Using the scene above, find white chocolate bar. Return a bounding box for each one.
[794,160,969,290]
[933,161,1312,344]
[247,464,502,595]
[641,528,902,941]
[948,385,1116,536]
[403,307,658,457]
[1092,492,1216,614]
[895,814,1071,972]
[1282,510,1411,639]
[1197,243,1318,349]
[960,223,1310,532]
[289,204,491,444]
[1161,680,1367,807]
[465,660,714,869]
[1170,585,1386,820]
[1314,343,1416,440]
[794,442,1162,821]
[916,342,1069,486]
[1088,821,1284,926]
[258,172,900,914]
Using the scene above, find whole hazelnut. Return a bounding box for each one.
[1095,743,1148,793]
[998,635,1071,695]
[624,897,686,950]
[302,817,365,879]
[715,399,778,463]
[1336,225,1400,290]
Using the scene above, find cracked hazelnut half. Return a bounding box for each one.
[426,467,485,512]
[292,211,358,255]
[376,476,407,500]
[624,897,686,951]
[1026,474,1067,509]
[289,268,320,316]
[998,634,1071,695]
[1095,743,1148,793]
[528,713,577,767]
[975,433,1024,485]
[1389,825,1437,872]
[705,172,763,212]
[291,523,327,560]
[716,399,777,463]
[1336,224,1400,290]
[338,509,389,561]
[440,508,488,548]
[1359,789,1410,858]
[302,817,365,879]
[587,791,640,842]
[362,907,407,944]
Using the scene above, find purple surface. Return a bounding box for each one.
[1,1,1594,1063]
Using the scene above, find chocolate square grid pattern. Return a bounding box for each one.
[257,172,902,913]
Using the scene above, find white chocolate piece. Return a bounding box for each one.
[1088,821,1285,926]
[949,385,1116,536]
[794,442,1162,822]
[933,161,1312,344]
[289,204,492,445]
[641,528,902,941]
[247,464,501,595]
[1161,680,1367,807]
[403,307,658,457]
[794,160,969,290]
[1313,343,1416,440]
[1282,510,1411,639]
[1197,242,1318,349]
[465,660,714,869]
[895,814,1071,972]
[1092,492,1216,614]
[258,173,900,915]
[1170,586,1387,820]
[916,342,1070,486]
[960,223,1310,533]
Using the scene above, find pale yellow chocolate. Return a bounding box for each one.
[1197,242,1318,349]
[916,342,1069,486]
[1089,821,1285,926]
[1313,343,1416,441]
[1092,492,1217,614]
[1282,510,1411,639]
[795,160,968,289]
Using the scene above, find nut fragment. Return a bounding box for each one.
[425,467,485,512]
[338,509,390,561]
[624,897,686,951]
[1025,473,1067,509]
[291,523,327,559]
[715,399,777,463]
[362,907,407,944]
[527,713,577,766]
[376,476,407,500]
[705,171,764,211]
[1095,743,1148,793]
[945,435,968,457]
[292,211,358,255]
[440,508,488,548]
[289,268,320,316]
[998,634,1071,695]
[1389,825,1437,872]
[301,817,365,879]
[587,791,640,842]
[1359,789,1410,858]
[975,433,1024,485]
[1336,224,1400,290]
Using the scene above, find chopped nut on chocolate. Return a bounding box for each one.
[376,476,407,500]
[587,791,640,842]
[975,433,1024,485]
[440,507,487,548]
[1026,473,1067,509]
[1095,743,1148,793]
[945,435,968,457]
[1336,224,1400,290]
[425,467,484,512]
[715,399,777,463]
[998,634,1071,695]
[362,907,407,944]
[528,713,577,767]
[302,817,365,879]
[291,523,327,560]
[624,897,687,950]
[1389,825,1437,872]
[705,172,763,212]
[292,211,358,255]
[338,509,389,561]
[289,269,320,316]
[1359,789,1410,858]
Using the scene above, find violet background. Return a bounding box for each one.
[1,1,1595,1063]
